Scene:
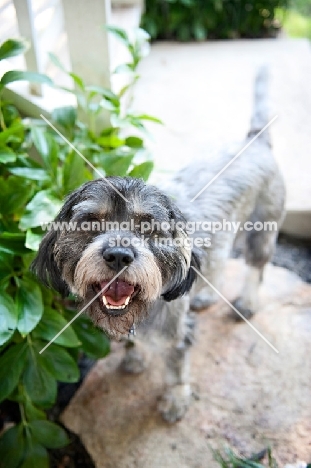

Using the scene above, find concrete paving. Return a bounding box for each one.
[132,38,311,238]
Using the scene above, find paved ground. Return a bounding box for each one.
[61,260,311,468]
[132,38,311,238]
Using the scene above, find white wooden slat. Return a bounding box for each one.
[61,0,112,89]
[12,0,43,95]
[33,0,65,73]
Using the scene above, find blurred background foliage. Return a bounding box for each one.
[141,0,289,41]
[277,0,311,39]
[141,0,311,41]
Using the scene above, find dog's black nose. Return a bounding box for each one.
[102,247,134,271]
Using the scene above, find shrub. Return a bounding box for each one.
[0,28,159,467]
[141,0,289,41]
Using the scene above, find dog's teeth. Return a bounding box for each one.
[102,295,130,310]
[105,304,127,310]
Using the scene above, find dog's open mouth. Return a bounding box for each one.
[95,279,138,314]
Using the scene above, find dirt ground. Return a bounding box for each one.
[61,259,311,468]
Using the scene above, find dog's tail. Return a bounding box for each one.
[247,66,270,144]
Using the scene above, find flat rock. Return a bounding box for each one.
[61,260,311,468]
[133,38,311,237]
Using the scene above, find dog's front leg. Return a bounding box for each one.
[158,296,195,423]
[120,331,147,374]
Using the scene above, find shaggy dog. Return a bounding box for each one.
[32,68,285,422]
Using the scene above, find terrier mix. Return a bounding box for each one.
[32,68,285,422]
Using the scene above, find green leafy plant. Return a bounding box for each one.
[46,25,160,185]
[0,28,159,468]
[141,0,289,41]
[212,446,279,468]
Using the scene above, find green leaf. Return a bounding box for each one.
[0,123,24,144]
[33,307,80,348]
[0,176,33,215]
[31,127,58,173]
[24,399,46,421]
[125,136,144,148]
[16,278,43,335]
[98,99,118,112]
[1,103,20,127]
[38,343,80,383]
[97,135,124,148]
[136,114,163,124]
[1,70,53,87]
[0,232,29,255]
[0,38,29,61]
[29,420,69,448]
[0,251,14,283]
[48,52,67,72]
[62,150,88,193]
[23,346,57,408]
[19,443,48,468]
[25,230,43,251]
[0,146,17,163]
[69,72,85,89]
[52,106,77,131]
[8,167,49,181]
[0,343,27,402]
[71,314,110,359]
[99,152,134,176]
[105,25,130,46]
[0,292,18,345]
[19,189,62,230]
[85,85,120,106]
[129,161,154,181]
[113,63,135,74]
[0,424,25,468]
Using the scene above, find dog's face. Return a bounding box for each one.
[32,177,200,338]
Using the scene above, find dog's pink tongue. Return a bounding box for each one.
[100,279,134,306]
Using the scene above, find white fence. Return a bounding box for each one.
[0,0,142,116]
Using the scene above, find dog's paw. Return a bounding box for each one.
[120,347,147,374]
[158,384,191,423]
[231,297,255,321]
[190,294,217,311]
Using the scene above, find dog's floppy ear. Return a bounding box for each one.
[31,185,87,295]
[162,248,201,302]
[31,229,69,296]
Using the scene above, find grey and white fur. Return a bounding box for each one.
[32,68,285,422]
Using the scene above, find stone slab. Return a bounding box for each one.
[61,260,311,468]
